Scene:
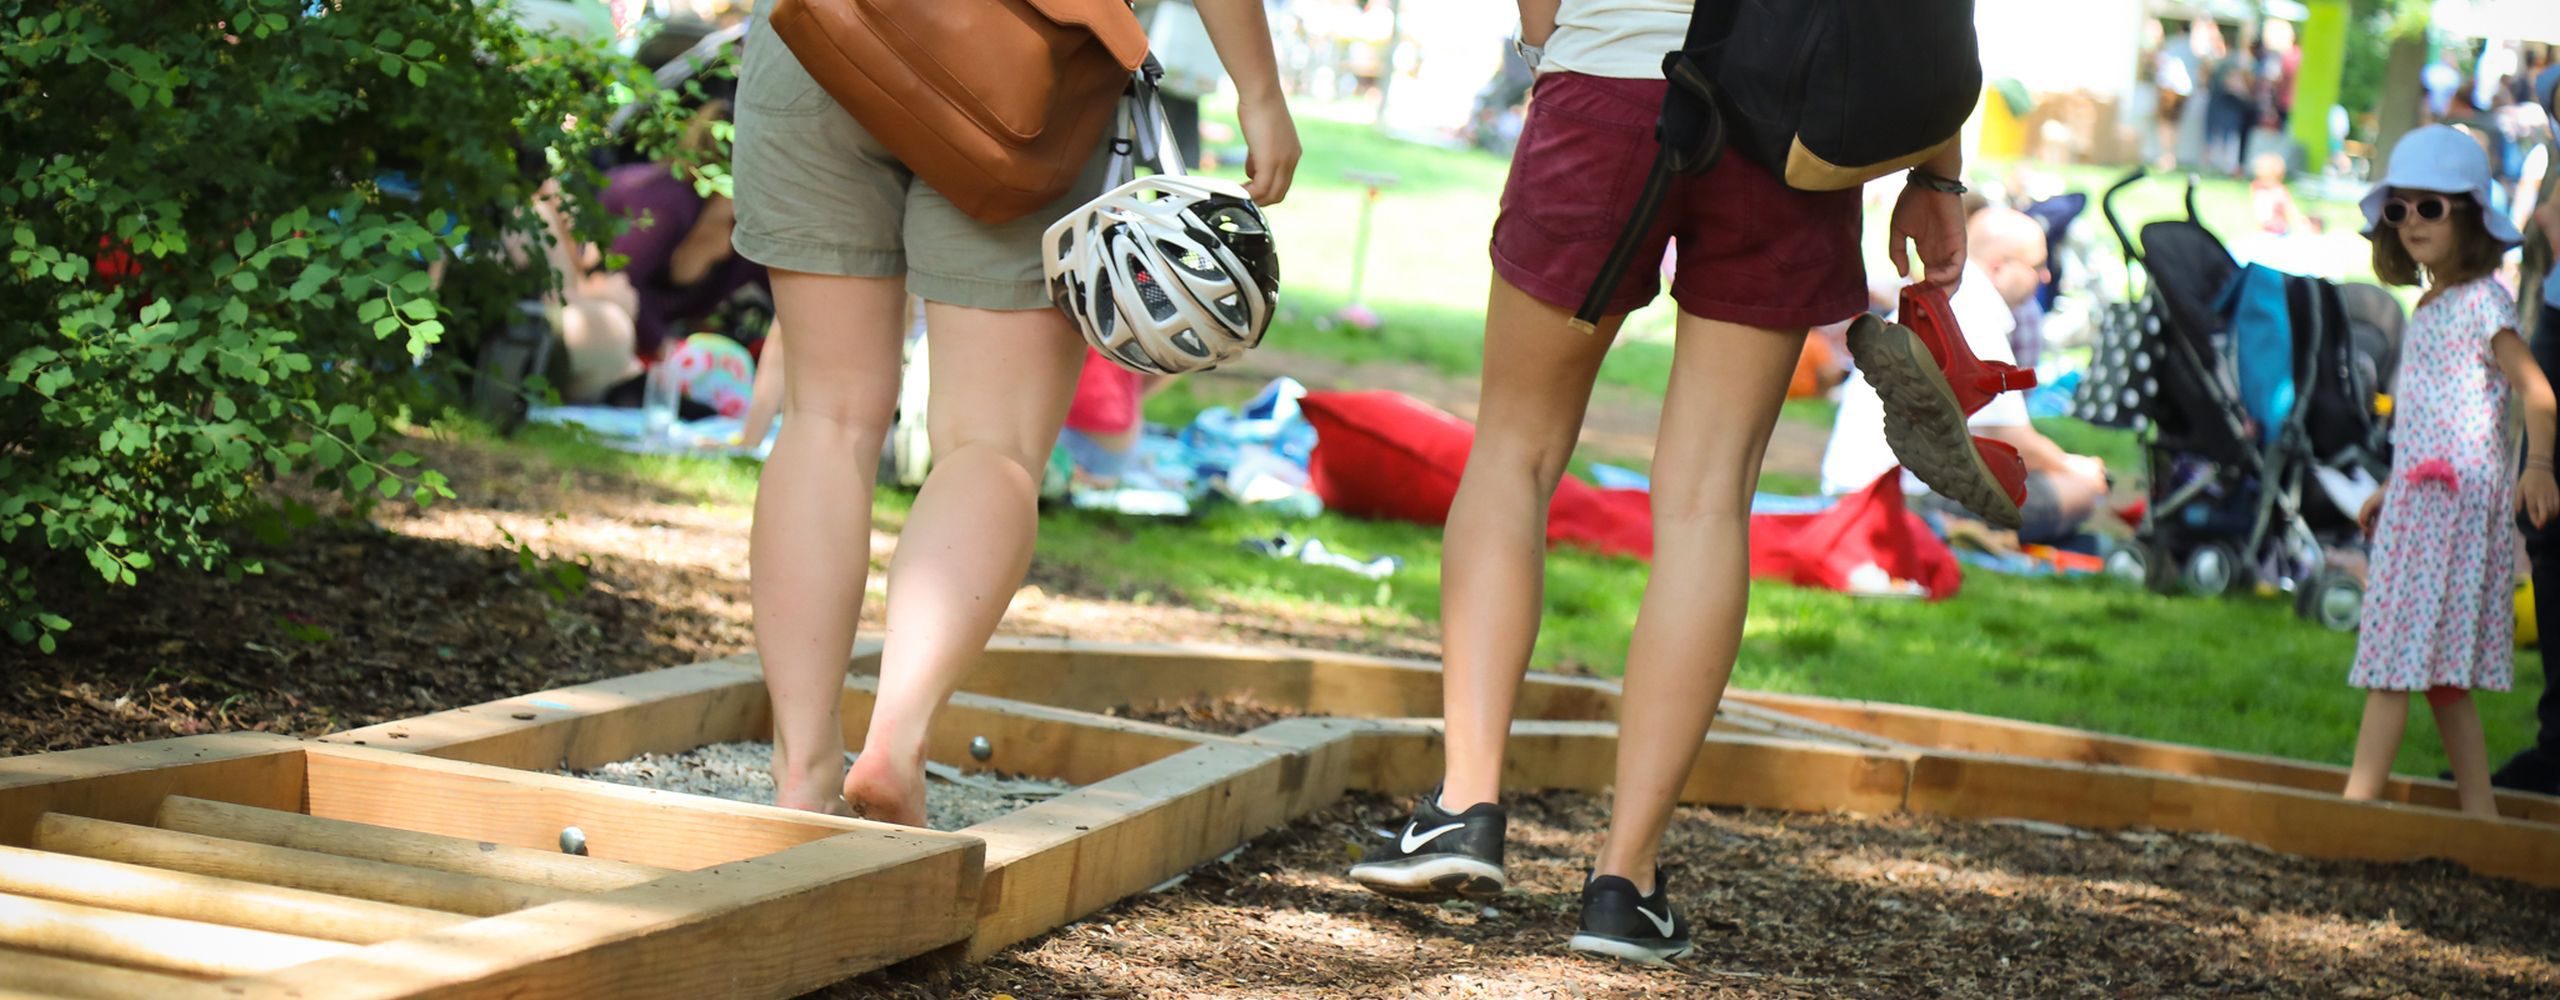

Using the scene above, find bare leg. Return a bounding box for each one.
[843,302,1088,825]
[2342,689,2410,802]
[753,270,907,814]
[1438,278,1625,810]
[2429,691,2501,817]
[1591,312,1806,892]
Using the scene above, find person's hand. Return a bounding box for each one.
[2358,490,2384,539]
[1235,92,1300,206]
[2522,467,2560,528]
[1888,181,1966,290]
[2064,453,2108,489]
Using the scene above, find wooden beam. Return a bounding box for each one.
[156,796,671,894]
[1728,690,2560,824]
[0,734,304,849]
[867,681,1223,787]
[33,814,574,917]
[213,830,982,1000]
[1905,751,2560,889]
[963,733,1348,960]
[0,948,203,1000]
[0,843,467,944]
[1348,722,1915,815]
[320,656,774,770]
[299,744,921,872]
[0,892,352,978]
[954,637,1620,721]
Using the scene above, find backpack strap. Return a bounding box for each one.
[1567,1,1743,333]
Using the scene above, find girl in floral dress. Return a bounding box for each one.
[2346,126,2560,817]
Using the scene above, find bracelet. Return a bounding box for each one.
[1907,169,1967,195]
[2530,456,2553,470]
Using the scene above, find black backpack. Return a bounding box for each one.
[1570,0,1982,331]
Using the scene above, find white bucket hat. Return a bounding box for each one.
[2359,124,2522,248]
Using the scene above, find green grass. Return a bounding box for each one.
[463,416,2541,782]
[1026,494,2540,778]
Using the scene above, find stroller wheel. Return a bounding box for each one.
[2182,543,2240,597]
[2304,572,2363,632]
[2103,547,2147,586]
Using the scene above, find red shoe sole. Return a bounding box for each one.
[1848,314,2024,530]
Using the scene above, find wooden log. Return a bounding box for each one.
[0,949,202,1000]
[322,654,782,770]
[214,831,984,1000]
[156,796,669,894]
[33,814,575,917]
[1348,722,1916,816]
[0,843,466,944]
[0,892,352,978]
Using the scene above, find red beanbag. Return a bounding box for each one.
[1298,390,1475,527]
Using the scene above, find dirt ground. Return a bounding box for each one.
[830,790,2560,999]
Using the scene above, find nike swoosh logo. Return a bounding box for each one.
[1400,821,1466,854]
[1635,904,1677,938]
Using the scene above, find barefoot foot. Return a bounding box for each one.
[844,750,928,828]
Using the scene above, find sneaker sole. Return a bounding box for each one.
[1847,315,2023,530]
[1347,855,1507,902]
[1567,932,1693,966]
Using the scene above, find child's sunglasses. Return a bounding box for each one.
[2379,194,2467,226]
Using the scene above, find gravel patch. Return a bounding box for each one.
[564,740,1074,832]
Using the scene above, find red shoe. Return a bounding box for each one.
[1846,285,2038,530]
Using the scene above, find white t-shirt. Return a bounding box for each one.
[1819,263,2031,497]
[1540,0,1691,80]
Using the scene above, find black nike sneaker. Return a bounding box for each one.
[1346,786,1506,901]
[1568,872,1692,965]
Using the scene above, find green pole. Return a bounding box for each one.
[2292,0,2350,169]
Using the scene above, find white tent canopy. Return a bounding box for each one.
[2433,0,2560,45]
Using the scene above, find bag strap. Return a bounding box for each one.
[1568,1,1740,333]
[1103,55,1186,191]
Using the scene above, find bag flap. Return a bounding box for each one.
[1022,0,1148,71]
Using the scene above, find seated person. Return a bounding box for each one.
[552,100,774,406]
[1057,349,1170,487]
[1820,207,2110,547]
[2250,152,2319,236]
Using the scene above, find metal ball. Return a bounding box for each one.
[559,826,589,856]
[969,736,994,762]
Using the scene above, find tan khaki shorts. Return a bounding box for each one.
[729,17,1110,311]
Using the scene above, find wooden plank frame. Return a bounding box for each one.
[322,652,1356,960]
[0,734,982,999]
[277,638,2560,993]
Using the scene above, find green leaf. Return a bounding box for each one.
[327,404,359,427]
[121,551,150,569]
[398,297,436,320]
[231,271,256,292]
[233,227,256,258]
[36,634,53,655]
[36,613,70,631]
[220,298,248,326]
[377,477,402,500]
[403,39,433,58]
[10,225,30,248]
[386,452,420,468]
[311,437,344,469]
[348,412,377,444]
[372,317,399,338]
[86,546,119,582]
[212,395,236,421]
[408,65,427,87]
[357,297,388,322]
[348,465,377,491]
[373,28,402,48]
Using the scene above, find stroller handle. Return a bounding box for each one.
[2101,166,2145,267]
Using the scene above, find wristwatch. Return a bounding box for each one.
[1512,35,1544,73]
[1907,169,1967,195]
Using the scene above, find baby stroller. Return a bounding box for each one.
[2075,169,2403,631]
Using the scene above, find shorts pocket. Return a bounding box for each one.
[737,23,839,119]
[1501,101,1646,244]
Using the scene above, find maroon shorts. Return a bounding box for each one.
[1490,72,1867,330]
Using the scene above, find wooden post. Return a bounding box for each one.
[34,814,577,917]
[157,796,670,894]
[0,892,353,978]
[0,843,467,944]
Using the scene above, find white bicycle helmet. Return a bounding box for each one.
[1044,70,1279,376]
